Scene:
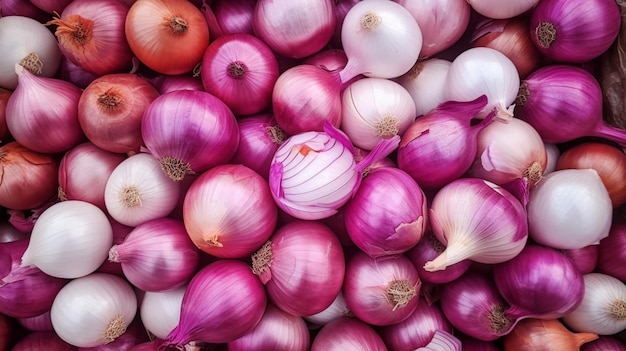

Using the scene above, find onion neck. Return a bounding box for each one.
[49,15,94,47]
[58,187,68,201]
[515,82,529,107]
[489,305,515,335]
[591,123,626,147]
[19,53,44,76]
[160,157,193,182]
[108,246,121,263]
[104,314,127,344]
[523,161,544,185]
[386,279,417,311]
[535,22,557,49]
[251,241,272,284]
[204,234,223,248]
[265,125,286,145]
[610,300,626,321]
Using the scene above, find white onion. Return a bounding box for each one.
[0,16,62,90]
[105,153,181,227]
[397,58,451,118]
[51,273,137,347]
[20,200,113,279]
[140,285,185,339]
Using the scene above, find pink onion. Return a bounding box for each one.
[596,219,626,281]
[11,331,77,351]
[163,260,267,346]
[58,142,126,210]
[516,65,626,145]
[0,240,68,318]
[201,33,279,116]
[141,90,240,181]
[343,251,421,326]
[581,336,626,351]
[30,0,73,14]
[406,232,471,285]
[228,304,310,351]
[425,178,528,271]
[229,113,286,180]
[380,297,453,351]
[55,56,99,90]
[310,317,387,351]
[530,0,620,63]
[272,64,342,135]
[17,311,53,332]
[108,218,199,292]
[0,0,50,22]
[395,0,470,57]
[6,65,84,153]
[253,0,335,58]
[493,245,584,320]
[251,221,344,316]
[183,164,277,258]
[562,245,599,274]
[210,0,256,36]
[344,166,427,258]
[303,49,349,72]
[397,95,494,189]
[148,74,204,95]
[468,0,540,19]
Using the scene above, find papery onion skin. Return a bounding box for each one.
[557,142,626,207]
[201,33,279,116]
[504,318,599,351]
[125,0,210,75]
[78,74,160,154]
[252,220,345,317]
[310,317,388,351]
[596,219,626,282]
[0,142,59,211]
[183,164,277,259]
[344,166,427,259]
[164,260,267,346]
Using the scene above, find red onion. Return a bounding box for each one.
[310,317,387,351]
[395,0,470,57]
[468,0,539,19]
[30,0,73,13]
[397,95,494,189]
[561,245,599,275]
[129,340,163,351]
[0,314,12,351]
[201,33,279,116]
[163,260,267,346]
[329,0,360,49]
[183,164,277,258]
[581,336,626,351]
[251,221,345,316]
[470,118,547,188]
[58,142,126,210]
[530,0,620,63]
[12,331,77,351]
[527,169,612,250]
[228,304,310,351]
[397,58,451,118]
[141,90,240,181]
[0,221,28,243]
[0,240,67,318]
[406,232,471,285]
[17,311,53,332]
[380,297,453,351]
[516,64,626,145]
[7,199,56,235]
[303,49,349,72]
[272,64,342,135]
[149,74,204,95]
[344,167,427,258]
[210,0,256,36]
[0,0,50,22]
[48,0,134,76]
[457,335,501,351]
[56,56,99,90]
[343,251,420,326]
[425,178,528,271]
[253,0,335,58]
[78,73,160,154]
[6,65,84,153]
[494,245,584,320]
[229,113,285,180]
[440,270,516,341]
[596,219,626,281]
[108,218,199,292]
[304,291,351,326]
[339,0,422,82]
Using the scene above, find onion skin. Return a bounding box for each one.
[503,318,598,351]
[596,219,626,281]
[0,88,12,143]
[311,317,387,351]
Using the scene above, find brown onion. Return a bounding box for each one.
[556,142,626,207]
[503,318,598,351]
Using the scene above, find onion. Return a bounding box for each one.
[253,0,335,58]
[304,291,351,326]
[406,232,471,285]
[78,74,160,154]
[395,0,470,57]
[310,317,387,351]
[104,153,181,227]
[251,221,345,316]
[77,319,150,351]
[148,74,204,95]
[18,311,53,332]
[503,318,598,351]
[562,245,599,274]
[209,0,256,37]
[200,33,279,116]
[444,47,520,120]
[343,251,420,326]
[530,0,620,63]
[581,336,626,351]
[95,218,133,277]
[467,0,540,19]
[0,239,67,318]
[6,65,84,154]
[397,58,451,118]
[56,55,99,90]
[0,142,58,211]
[141,90,240,181]
[303,49,349,72]
[58,142,127,210]
[557,142,626,207]
[228,304,310,351]
[48,0,133,76]
[543,142,560,175]
[340,77,416,150]
[51,273,137,347]
[0,16,62,90]
[0,88,12,143]
[527,169,612,250]
[344,166,427,258]
[339,0,422,82]
[596,219,626,283]
[11,331,77,351]
[30,0,72,13]
[163,260,267,346]
[108,218,199,292]
[183,164,277,258]
[0,222,27,243]
[425,178,528,271]
[125,0,209,75]
[140,285,185,339]
[0,0,50,22]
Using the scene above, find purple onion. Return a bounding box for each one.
[311,317,387,351]
[406,232,471,284]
